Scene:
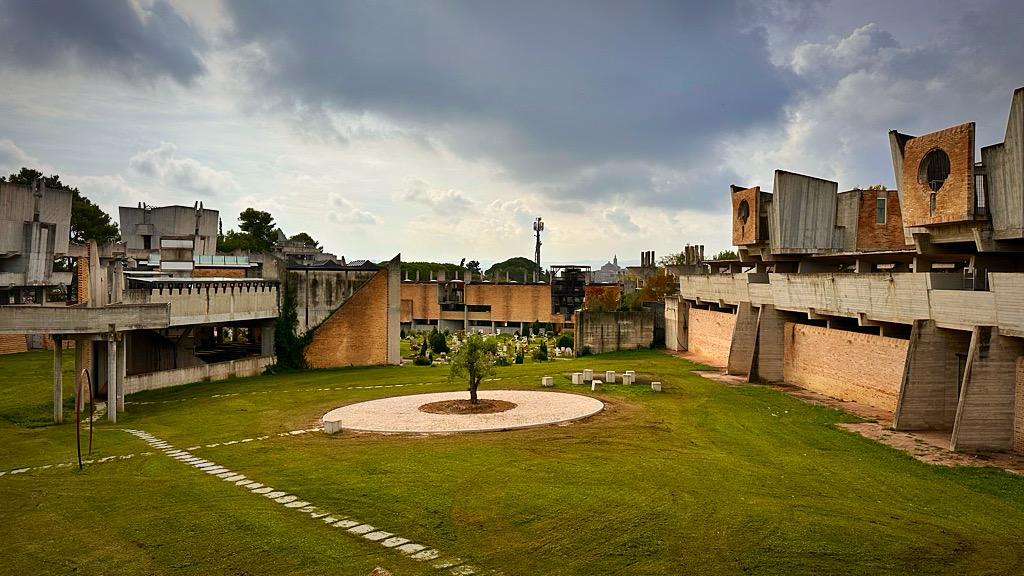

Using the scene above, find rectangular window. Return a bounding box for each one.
[974,174,987,214]
[875,197,887,225]
[142,235,152,250]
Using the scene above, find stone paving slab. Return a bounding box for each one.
[322,390,603,434]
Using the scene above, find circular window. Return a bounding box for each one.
[737,199,750,223]
[918,148,950,192]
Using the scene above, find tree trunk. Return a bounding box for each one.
[469,378,478,404]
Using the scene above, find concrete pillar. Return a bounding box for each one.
[261,319,276,356]
[727,302,758,377]
[116,335,126,412]
[107,337,117,422]
[893,320,971,431]
[749,304,790,383]
[52,335,63,423]
[951,327,1024,451]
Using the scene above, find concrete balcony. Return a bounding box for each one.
[0,303,169,334]
[679,271,1023,333]
[124,278,279,326]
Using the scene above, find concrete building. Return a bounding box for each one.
[669,87,1024,455]
[0,180,73,304]
[119,203,218,271]
[592,255,622,283]
[401,268,562,334]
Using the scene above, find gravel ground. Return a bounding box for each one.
[322,390,604,434]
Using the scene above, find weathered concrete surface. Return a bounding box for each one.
[574,309,655,354]
[124,355,275,394]
[0,304,169,334]
[894,320,972,431]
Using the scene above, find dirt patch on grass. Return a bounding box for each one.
[418,399,517,415]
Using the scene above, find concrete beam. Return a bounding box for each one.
[0,304,169,334]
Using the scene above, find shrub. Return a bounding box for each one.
[556,331,574,349]
[495,356,511,367]
[580,345,592,356]
[413,354,432,366]
[532,339,548,361]
[515,351,524,364]
[429,329,450,354]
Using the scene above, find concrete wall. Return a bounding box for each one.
[119,205,218,256]
[687,308,735,366]
[304,259,400,368]
[983,88,1024,239]
[771,171,838,254]
[192,267,247,279]
[894,321,972,431]
[574,310,655,354]
[727,302,758,376]
[783,323,909,412]
[664,296,685,351]
[952,328,1024,451]
[124,355,274,394]
[1015,357,1024,454]
[289,268,378,333]
[140,282,278,326]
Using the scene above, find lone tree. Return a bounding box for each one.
[449,333,497,404]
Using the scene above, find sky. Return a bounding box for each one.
[1,0,1022,267]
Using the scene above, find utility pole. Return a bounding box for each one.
[533,217,544,271]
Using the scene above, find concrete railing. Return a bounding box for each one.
[679,271,1024,333]
[126,281,279,326]
[125,355,275,394]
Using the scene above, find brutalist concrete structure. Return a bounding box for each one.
[671,87,1024,455]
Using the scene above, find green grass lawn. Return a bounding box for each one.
[1,349,1023,575]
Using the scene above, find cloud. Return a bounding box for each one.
[0,0,206,84]
[401,179,475,213]
[328,193,379,225]
[221,0,794,209]
[602,206,641,234]
[0,139,42,175]
[130,143,239,195]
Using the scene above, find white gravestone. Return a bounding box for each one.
[583,369,593,382]
[541,376,554,387]
[651,381,662,392]
[591,379,602,392]
[605,370,616,383]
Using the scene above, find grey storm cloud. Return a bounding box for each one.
[223,0,797,209]
[0,0,206,84]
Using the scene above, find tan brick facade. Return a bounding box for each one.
[856,189,912,251]
[192,267,246,278]
[0,334,28,355]
[304,268,389,368]
[400,282,557,324]
[687,308,735,366]
[76,255,89,304]
[1015,357,1024,454]
[731,186,761,246]
[783,323,909,412]
[900,123,975,226]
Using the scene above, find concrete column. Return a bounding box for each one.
[116,335,126,412]
[951,327,1024,451]
[727,302,759,377]
[261,319,276,356]
[52,335,63,423]
[893,320,971,431]
[107,337,117,422]
[749,304,791,383]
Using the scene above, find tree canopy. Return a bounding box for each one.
[449,332,497,404]
[218,208,277,254]
[485,256,546,281]
[289,232,320,250]
[2,167,120,244]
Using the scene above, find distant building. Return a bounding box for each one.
[592,255,622,283]
[119,203,218,274]
[0,180,72,304]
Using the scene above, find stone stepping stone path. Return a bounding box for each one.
[0,451,157,478]
[122,428,487,575]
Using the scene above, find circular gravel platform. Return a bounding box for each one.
[322,390,604,434]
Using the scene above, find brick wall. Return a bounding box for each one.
[0,334,28,355]
[687,308,736,366]
[732,186,761,246]
[400,282,555,324]
[76,255,89,304]
[192,267,246,278]
[900,123,975,226]
[856,189,912,252]
[304,267,389,368]
[1015,357,1024,454]
[783,323,908,412]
